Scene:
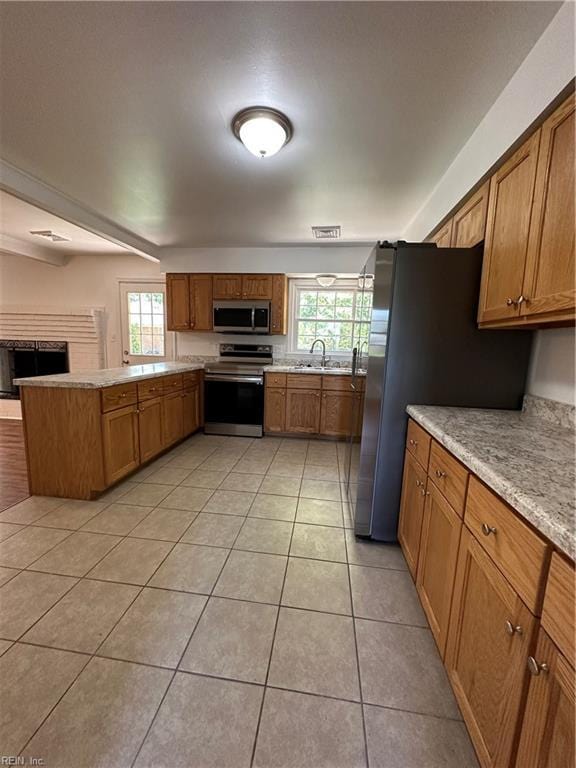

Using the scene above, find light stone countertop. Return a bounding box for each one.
[264,366,367,376]
[407,404,575,560]
[14,362,204,389]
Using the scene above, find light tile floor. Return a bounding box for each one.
[0,433,479,767]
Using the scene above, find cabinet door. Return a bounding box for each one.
[182,386,200,437]
[102,404,139,485]
[522,94,575,321]
[478,131,541,325]
[271,274,287,334]
[264,387,286,433]
[138,396,164,463]
[162,391,184,448]
[166,274,190,330]
[445,528,536,768]
[213,274,242,299]
[189,274,213,331]
[451,181,489,248]
[428,219,453,247]
[515,629,575,768]
[242,274,273,299]
[320,390,354,437]
[285,389,321,434]
[397,450,428,578]
[416,482,462,658]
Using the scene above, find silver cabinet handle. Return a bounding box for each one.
[415,480,424,487]
[527,657,549,676]
[505,297,518,307]
[409,438,418,446]
[517,295,529,306]
[435,469,447,478]
[505,620,523,636]
[481,523,497,536]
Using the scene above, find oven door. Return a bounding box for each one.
[212,302,270,334]
[204,374,264,437]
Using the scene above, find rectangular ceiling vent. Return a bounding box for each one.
[312,225,341,240]
[30,229,70,243]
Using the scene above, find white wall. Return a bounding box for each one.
[528,329,575,406]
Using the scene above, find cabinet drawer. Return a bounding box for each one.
[286,374,322,390]
[541,553,575,663]
[406,419,431,470]
[182,370,202,390]
[137,379,164,401]
[266,372,287,388]
[101,383,137,413]
[428,441,469,517]
[162,374,184,395]
[321,375,353,391]
[465,476,549,613]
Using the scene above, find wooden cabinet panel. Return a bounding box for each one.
[182,370,202,390]
[102,404,139,485]
[137,379,164,402]
[465,476,549,614]
[189,274,213,330]
[162,374,184,395]
[416,482,462,658]
[285,389,321,434]
[522,94,575,321]
[428,440,469,517]
[138,396,164,463]
[266,372,287,388]
[286,374,322,390]
[321,375,353,391]
[541,553,575,662]
[271,274,288,334]
[478,131,541,325]
[446,528,536,768]
[320,390,354,437]
[397,450,428,578]
[428,219,453,247]
[515,629,575,768]
[162,391,184,448]
[242,274,273,299]
[213,274,242,299]
[182,386,200,437]
[101,383,137,413]
[166,274,190,330]
[451,181,489,248]
[265,387,286,433]
[406,419,431,470]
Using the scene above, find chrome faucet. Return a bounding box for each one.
[358,341,368,369]
[310,338,327,367]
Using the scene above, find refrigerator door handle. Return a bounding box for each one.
[351,347,358,390]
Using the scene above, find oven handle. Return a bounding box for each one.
[205,374,263,385]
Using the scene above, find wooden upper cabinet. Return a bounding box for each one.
[213,274,242,299]
[478,131,541,325]
[271,274,288,334]
[102,404,140,485]
[166,274,190,330]
[451,181,489,248]
[397,450,428,578]
[428,219,454,247]
[522,94,575,321]
[285,388,321,434]
[242,274,273,299]
[189,274,213,331]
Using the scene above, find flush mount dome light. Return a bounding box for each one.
[232,107,292,158]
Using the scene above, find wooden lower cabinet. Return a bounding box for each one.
[397,450,428,578]
[182,386,200,437]
[320,390,354,437]
[264,387,286,432]
[102,404,140,485]
[416,481,462,658]
[286,389,321,434]
[445,528,536,768]
[138,396,164,463]
[515,629,575,768]
[162,391,184,447]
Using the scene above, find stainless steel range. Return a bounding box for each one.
[204,343,272,437]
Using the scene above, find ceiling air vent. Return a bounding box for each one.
[312,225,341,240]
[30,230,70,243]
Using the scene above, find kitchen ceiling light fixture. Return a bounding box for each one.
[232,107,292,158]
[30,229,70,243]
[316,274,337,288]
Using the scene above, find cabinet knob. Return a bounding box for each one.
[505,620,523,636]
[517,294,530,306]
[435,469,447,478]
[421,489,429,497]
[415,479,423,487]
[120,392,127,398]
[481,523,497,536]
[409,439,418,446]
[505,297,518,307]
[527,657,549,676]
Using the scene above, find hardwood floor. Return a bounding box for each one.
[0,419,30,511]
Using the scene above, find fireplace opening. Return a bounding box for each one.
[0,341,69,399]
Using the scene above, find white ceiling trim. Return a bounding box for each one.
[0,160,160,263]
[0,232,69,267]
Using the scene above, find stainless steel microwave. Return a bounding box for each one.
[212,301,271,334]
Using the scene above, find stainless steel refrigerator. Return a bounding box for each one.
[342,242,533,541]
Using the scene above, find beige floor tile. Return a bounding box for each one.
[300,479,342,501]
[96,480,139,503]
[267,462,304,478]
[0,522,24,541]
[0,638,13,655]
[0,571,77,639]
[180,512,244,547]
[141,466,193,485]
[254,688,366,768]
[304,454,338,469]
[0,526,71,568]
[22,657,172,768]
[268,607,360,700]
[296,498,343,527]
[100,587,206,668]
[34,499,107,530]
[149,543,228,593]
[290,523,346,562]
[164,453,205,470]
[88,537,173,585]
[282,558,351,615]
[121,482,173,507]
[232,458,271,475]
[356,619,460,717]
[0,566,19,587]
[214,550,287,604]
[129,507,198,542]
[180,596,277,683]
[159,485,214,511]
[0,643,89,756]
[234,517,293,555]
[81,503,154,535]
[30,531,122,576]
[22,579,140,653]
[198,456,239,472]
[349,565,427,624]
[249,494,297,522]
[0,496,63,525]
[219,472,263,492]
[202,489,255,516]
[303,464,340,481]
[135,673,263,768]
[181,469,229,488]
[363,705,478,768]
[259,475,302,496]
[345,531,407,570]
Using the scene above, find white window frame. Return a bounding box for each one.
[287,277,372,358]
[119,280,175,365]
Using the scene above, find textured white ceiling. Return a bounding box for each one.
[0,1,561,247]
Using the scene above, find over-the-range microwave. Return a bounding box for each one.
[212,301,270,334]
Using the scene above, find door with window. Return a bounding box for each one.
[120,282,174,365]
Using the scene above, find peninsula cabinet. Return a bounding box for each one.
[102,404,140,485]
[138,396,164,463]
